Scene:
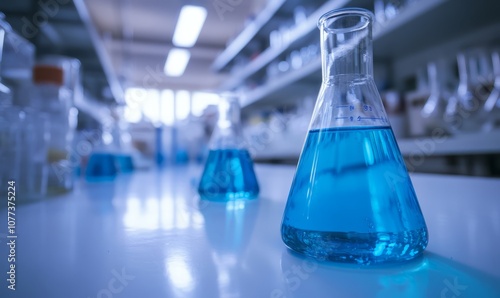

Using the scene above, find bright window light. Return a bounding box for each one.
[125,87,148,107]
[161,90,175,126]
[142,89,161,124]
[176,90,191,120]
[164,48,191,77]
[191,92,220,116]
[172,5,207,48]
[124,106,142,123]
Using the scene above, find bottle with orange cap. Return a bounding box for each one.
[31,64,78,195]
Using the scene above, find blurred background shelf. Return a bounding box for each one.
[213,0,500,110]
[211,0,288,72]
[0,0,123,105]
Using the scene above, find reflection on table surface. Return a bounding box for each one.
[0,165,498,298]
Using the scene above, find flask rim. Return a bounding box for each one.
[317,7,373,33]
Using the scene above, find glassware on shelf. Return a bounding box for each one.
[482,48,500,131]
[374,0,417,26]
[420,60,453,135]
[405,91,429,137]
[0,20,13,109]
[444,48,493,133]
[0,15,35,108]
[198,93,259,201]
[281,8,428,264]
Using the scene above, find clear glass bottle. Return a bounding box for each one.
[482,48,500,130]
[31,65,77,194]
[0,107,50,202]
[281,8,428,264]
[198,93,259,201]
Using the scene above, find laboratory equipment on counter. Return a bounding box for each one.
[85,123,119,181]
[31,65,77,195]
[281,8,428,264]
[0,108,50,202]
[198,93,259,201]
[85,152,118,182]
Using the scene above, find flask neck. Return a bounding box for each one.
[457,49,493,88]
[210,94,244,149]
[217,96,241,129]
[319,10,373,81]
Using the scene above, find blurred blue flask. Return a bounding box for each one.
[115,154,134,173]
[281,8,428,264]
[86,153,117,181]
[198,93,259,201]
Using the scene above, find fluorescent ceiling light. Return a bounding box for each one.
[164,48,191,77]
[172,5,207,47]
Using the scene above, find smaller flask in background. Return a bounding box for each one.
[198,93,259,201]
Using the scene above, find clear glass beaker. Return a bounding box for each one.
[198,93,259,201]
[281,8,428,264]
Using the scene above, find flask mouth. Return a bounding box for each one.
[318,8,373,33]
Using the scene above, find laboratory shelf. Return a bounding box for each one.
[225,0,499,109]
[1,165,499,297]
[211,0,288,72]
[212,0,333,72]
[240,56,321,108]
[219,0,365,90]
[397,130,500,156]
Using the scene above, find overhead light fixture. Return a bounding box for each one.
[172,5,207,48]
[164,48,191,77]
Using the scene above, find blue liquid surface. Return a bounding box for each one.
[282,126,428,264]
[198,149,259,201]
[115,154,134,173]
[85,153,117,182]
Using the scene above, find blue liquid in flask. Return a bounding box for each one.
[198,149,259,201]
[115,154,134,173]
[85,153,118,182]
[281,126,428,264]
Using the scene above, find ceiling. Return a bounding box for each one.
[1,0,267,102]
[87,0,267,92]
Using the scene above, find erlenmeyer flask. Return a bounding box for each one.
[445,49,492,133]
[482,48,500,131]
[198,93,259,201]
[281,8,428,264]
[421,60,453,135]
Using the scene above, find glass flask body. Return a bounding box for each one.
[482,48,500,130]
[421,60,453,135]
[281,8,428,264]
[198,94,259,201]
[445,49,493,133]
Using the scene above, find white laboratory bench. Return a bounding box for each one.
[0,165,499,298]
